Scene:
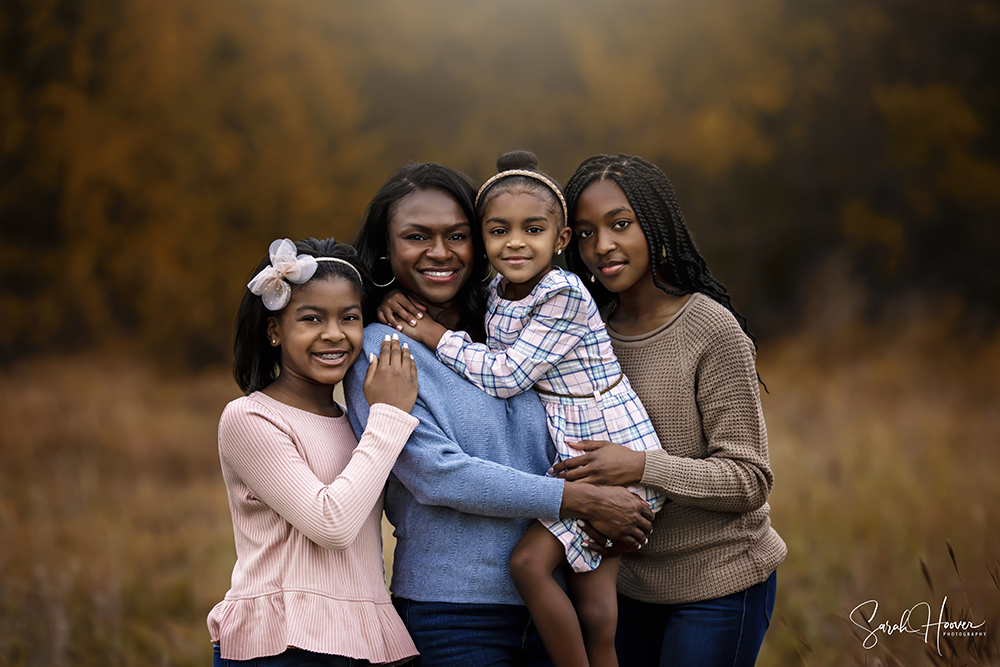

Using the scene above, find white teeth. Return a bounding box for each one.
[423,270,454,277]
[316,352,345,360]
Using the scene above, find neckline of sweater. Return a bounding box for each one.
[605,292,702,343]
[249,390,350,422]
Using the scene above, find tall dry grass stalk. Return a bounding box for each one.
[0,317,997,665]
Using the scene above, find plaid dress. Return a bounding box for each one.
[436,268,665,572]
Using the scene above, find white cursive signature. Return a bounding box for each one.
[850,597,987,656]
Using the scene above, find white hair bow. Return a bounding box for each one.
[247,239,318,310]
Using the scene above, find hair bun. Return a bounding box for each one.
[496,150,539,172]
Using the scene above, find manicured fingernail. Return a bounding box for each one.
[546,467,554,475]
[369,353,375,363]
[576,519,585,528]
[384,334,391,341]
[582,541,590,548]
[416,312,423,319]
[637,544,642,550]
[402,342,409,348]
[392,333,399,340]
[410,319,417,326]
[410,354,415,360]
[396,325,402,331]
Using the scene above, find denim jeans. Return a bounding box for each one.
[212,644,376,667]
[391,597,553,667]
[615,570,777,667]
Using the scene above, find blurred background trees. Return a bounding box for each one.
[2,0,998,365]
[2,3,999,665]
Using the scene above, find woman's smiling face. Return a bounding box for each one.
[572,179,652,295]
[386,188,475,307]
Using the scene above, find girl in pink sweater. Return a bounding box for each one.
[208,237,420,666]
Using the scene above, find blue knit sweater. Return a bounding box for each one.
[344,324,565,605]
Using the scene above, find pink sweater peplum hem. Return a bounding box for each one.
[209,590,414,664]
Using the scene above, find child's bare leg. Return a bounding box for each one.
[509,522,589,667]
[568,556,621,667]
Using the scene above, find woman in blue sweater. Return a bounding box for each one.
[344,163,653,667]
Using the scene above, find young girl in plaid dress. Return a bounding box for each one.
[400,151,665,667]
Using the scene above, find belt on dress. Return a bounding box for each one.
[532,373,623,399]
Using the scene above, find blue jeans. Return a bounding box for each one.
[392,597,553,667]
[615,570,777,667]
[212,644,376,667]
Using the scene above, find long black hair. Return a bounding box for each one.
[233,237,369,395]
[564,153,755,347]
[353,162,490,341]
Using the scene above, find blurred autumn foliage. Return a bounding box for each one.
[3,3,1000,665]
[1,0,999,366]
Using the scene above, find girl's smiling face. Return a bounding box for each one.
[483,190,571,300]
[572,179,652,296]
[386,188,475,308]
[267,276,364,389]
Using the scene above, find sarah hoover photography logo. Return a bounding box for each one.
[850,597,987,656]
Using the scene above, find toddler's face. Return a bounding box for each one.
[482,190,571,298]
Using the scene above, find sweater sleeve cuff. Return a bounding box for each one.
[364,403,419,453]
[535,475,565,521]
[435,329,469,363]
[641,448,674,492]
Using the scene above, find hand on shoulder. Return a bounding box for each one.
[363,335,418,413]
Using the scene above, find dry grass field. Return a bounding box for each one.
[758,319,1000,666]
[1,320,998,666]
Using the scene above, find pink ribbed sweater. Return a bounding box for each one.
[207,392,419,664]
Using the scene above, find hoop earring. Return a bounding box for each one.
[371,256,396,289]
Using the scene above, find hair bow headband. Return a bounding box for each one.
[247,239,363,311]
[248,239,318,311]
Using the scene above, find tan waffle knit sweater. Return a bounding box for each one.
[608,293,786,604]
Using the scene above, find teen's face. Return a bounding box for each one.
[482,191,570,290]
[572,179,652,295]
[386,189,474,307]
[267,276,364,389]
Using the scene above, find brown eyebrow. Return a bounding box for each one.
[603,207,634,219]
[294,302,362,314]
[485,215,551,225]
[573,207,635,227]
[396,221,471,233]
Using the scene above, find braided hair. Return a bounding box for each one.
[564,153,756,348]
